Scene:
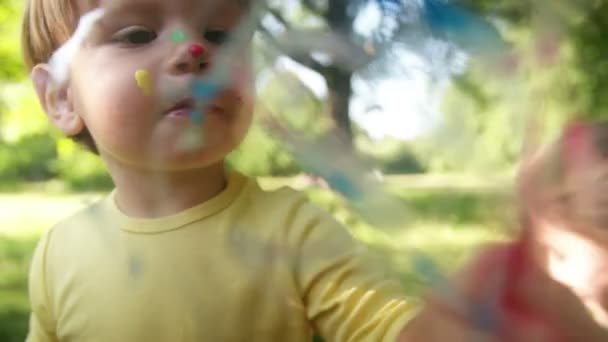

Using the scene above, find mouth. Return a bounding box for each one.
[164,97,226,120]
[165,98,196,118]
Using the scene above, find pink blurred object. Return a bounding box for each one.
[512,120,608,334]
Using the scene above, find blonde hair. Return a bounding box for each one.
[22,0,98,153]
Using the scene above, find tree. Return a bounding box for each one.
[446,0,608,122]
[257,0,608,172]
[0,0,26,142]
[259,0,412,145]
[570,0,608,119]
[0,0,23,81]
[256,0,526,149]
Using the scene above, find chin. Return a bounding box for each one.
[101,129,244,172]
[156,145,235,171]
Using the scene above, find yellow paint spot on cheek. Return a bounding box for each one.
[135,70,153,96]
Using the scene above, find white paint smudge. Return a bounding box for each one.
[48,8,106,84]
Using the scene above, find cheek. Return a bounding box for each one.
[230,66,255,139]
[204,104,252,149]
[236,101,254,137]
[233,63,255,100]
[74,65,158,149]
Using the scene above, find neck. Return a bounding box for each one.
[105,158,227,218]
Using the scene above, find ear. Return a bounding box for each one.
[30,64,84,136]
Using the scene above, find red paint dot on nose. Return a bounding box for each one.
[189,44,205,57]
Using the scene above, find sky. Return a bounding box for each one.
[260,0,460,141]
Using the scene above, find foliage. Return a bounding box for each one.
[257,0,608,174]
[53,138,113,191]
[404,0,607,173]
[0,0,25,82]
[571,0,608,119]
[355,134,425,174]
[0,83,59,185]
[0,133,56,182]
[0,81,112,190]
[0,235,36,342]
[227,123,300,176]
[449,0,608,153]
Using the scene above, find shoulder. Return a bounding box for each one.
[239,177,340,228]
[41,195,114,261]
[235,176,353,246]
[47,196,110,237]
[30,196,111,292]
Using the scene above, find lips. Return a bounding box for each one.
[165,98,195,118]
[163,95,227,122]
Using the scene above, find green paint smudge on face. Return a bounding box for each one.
[171,30,187,43]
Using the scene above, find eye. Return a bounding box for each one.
[204,30,230,45]
[114,27,158,45]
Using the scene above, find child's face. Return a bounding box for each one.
[68,0,253,169]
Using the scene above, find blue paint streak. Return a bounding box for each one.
[413,253,449,291]
[326,172,362,200]
[192,80,221,102]
[422,0,507,54]
[190,110,205,125]
[377,0,403,15]
[413,253,500,336]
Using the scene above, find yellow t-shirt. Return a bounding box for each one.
[27,171,418,342]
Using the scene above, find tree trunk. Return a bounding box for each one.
[327,67,354,144]
[325,0,355,145]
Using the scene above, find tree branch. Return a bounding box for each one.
[301,0,325,17]
[257,23,331,75]
[265,7,289,28]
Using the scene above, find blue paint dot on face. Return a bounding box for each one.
[192,80,220,102]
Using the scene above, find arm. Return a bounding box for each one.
[287,200,608,341]
[288,204,419,342]
[26,231,58,342]
[396,303,498,342]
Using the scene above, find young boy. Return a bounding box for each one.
[21,0,608,341]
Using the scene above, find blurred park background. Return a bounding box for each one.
[1,0,608,340]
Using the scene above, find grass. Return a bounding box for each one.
[0,175,514,341]
[0,237,36,342]
[0,192,105,341]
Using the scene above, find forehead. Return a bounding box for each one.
[76,0,243,20]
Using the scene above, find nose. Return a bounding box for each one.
[169,42,208,74]
[189,43,206,58]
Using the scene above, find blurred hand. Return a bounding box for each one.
[397,242,608,342]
